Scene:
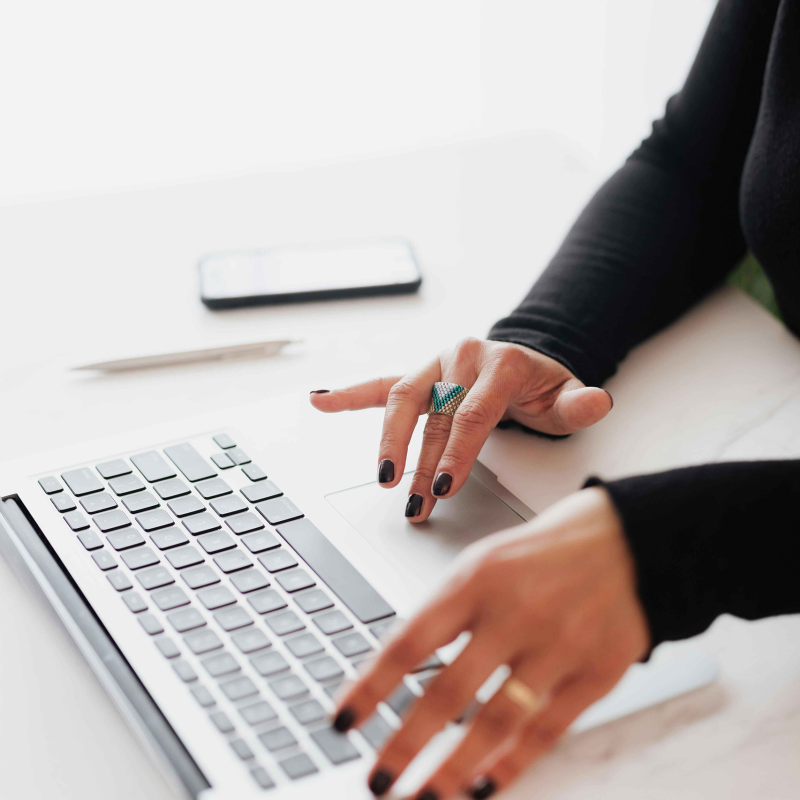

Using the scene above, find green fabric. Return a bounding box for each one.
[727,252,782,321]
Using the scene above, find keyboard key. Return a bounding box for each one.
[243,464,267,482]
[131,451,176,483]
[277,518,395,624]
[64,510,89,531]
[256,497,302,525]
[333,633,372,658]
[182,565,219,589]
[184,629,223,655]
[213,550,252,573]
[92,550,117,571]
[94,509,131,532]
[197,585,236,610]
[324,682,344,699]
[304,656,344,683]
[227,513,266,536]
[150,528,189,550]
[77,530,104,551]
[213,433,236,449]
[168,607,206,633]
[184,513,221,536]
[250,651,290,677]
[123,492,160,514]
[136,565,174,590]
[250,767,275,790]
[247,590,287,615]
[107,528,146,551]
[228,447,251,465]
[202,652,241,678]
[294,589,333,614]
[155,637,180,658]
[241,481,282,504]
[286,633,323,659]
[314,611,353,636]
[214,606,253,631]
[62,468,103,496]
[258,549,297,573]
[122,591,147,612]
[387,682,418,718]
[369,618,401,641]
[136,509,174,531]
[240,699,277,725]
[269,675,308,701]
[168,495,205,517]
[173,661,198,683]
[220,676,258,702]
[107,571,133,591]
[279,753,318,780]
[108,474,145,496]
[80,492,117,514]
[211,452,234,470]
[121,547,160,570]
[166,545,204,570]
[210,495,248,517]
[358,711,394,751]
[164,443,217,483]
[209,710,234,733]
[276,569,315,593]
[265,611,304,636]
[310,727,361,764]
[139,613,164,635]
[231,628,271,654]
[39,476,63,494]
[290,699,326,725]
[259,726,296,752]
[230,739,254,761]
[230,569,269,594]
[51,493,76,513]
[151,586,190,611]
[96,459,131,479]
[154,478,191,500]
[197,531,236,554]
[240,530,278,553]
[190,685,216,707]
[195,478,232,499]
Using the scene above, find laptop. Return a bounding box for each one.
[0,389,717,799]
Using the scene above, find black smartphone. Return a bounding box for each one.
[198,239,422,309]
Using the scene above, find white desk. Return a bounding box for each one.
[2,133,799,799]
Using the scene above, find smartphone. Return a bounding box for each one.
[198,239,422,309]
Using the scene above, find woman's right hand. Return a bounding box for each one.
[310,338,613,521]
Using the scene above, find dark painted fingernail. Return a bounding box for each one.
[432,472,452,496]
[604,390,614,409]
[378,459,395,484]
[405,493,423,517]
[368,769,394,796]
[416,791,440,800]
[310,389,330,394]
[470,777,497,799]
[332,707,355,732]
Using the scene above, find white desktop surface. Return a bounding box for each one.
[2,133,800,799]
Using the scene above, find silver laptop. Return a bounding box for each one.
[0,391,717,800]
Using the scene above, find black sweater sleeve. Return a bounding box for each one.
[489,0,800,649]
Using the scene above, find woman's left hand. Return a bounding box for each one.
[332,487,650,799]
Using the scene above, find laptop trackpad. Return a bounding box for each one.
[326,471,527,586]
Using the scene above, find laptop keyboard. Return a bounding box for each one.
[38,433,443,791]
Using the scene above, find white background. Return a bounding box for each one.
[1,0,715,205]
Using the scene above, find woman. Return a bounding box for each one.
[310,1,800,798]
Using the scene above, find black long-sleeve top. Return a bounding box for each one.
[489,0,800,648]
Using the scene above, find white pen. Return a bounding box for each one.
[71,339,299,372]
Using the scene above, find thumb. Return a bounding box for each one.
[549,385,613,434]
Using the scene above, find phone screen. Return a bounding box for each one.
[199,240,420,305]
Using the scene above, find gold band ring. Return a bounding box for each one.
[502,677,542,715]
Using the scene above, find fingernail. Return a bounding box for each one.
[470,777,497,799]
[332,707,355,732]
[310,389,330,394]
[604,390,614,409]
[378,459,395,484]
[405,493,423,517]
[416,791,440,800]
[368,769,394,796]
[432,472,452,496]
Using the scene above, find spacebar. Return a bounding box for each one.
[275,518,395,624]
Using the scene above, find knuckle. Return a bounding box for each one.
[387,379,417,406]
[423,413,453,443]
[453,337,483,360]
[477,703,517,739]
[454,398,495,431]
